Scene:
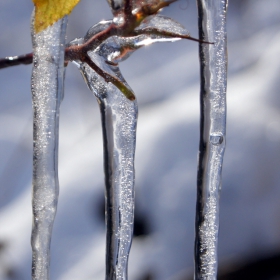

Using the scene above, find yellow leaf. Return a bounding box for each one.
[33,0,80,33]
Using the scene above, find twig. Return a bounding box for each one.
[83,55,135,100]
[0,0,212,98]
[0,53,33,69]
[134,28,214,44]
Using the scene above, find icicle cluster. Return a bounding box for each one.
[30,0,209,277]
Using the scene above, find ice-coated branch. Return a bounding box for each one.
[194,0,228,279]
[0,53,33,69]
[30,13,68,280]
[0,0,213,102]
[74,44,137,278]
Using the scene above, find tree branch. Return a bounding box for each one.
[0,53,33,69]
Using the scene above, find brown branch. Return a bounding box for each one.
[65,22,124,62]
[0,53,33,69]
[124,0,133,19]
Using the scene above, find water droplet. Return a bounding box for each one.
[210,132,224,145]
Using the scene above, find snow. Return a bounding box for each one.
[0,0,280,279]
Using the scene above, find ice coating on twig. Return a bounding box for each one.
[68,14,191,99]
[81,15,190,61]
[71,35,137,280]
[107,0,124,14]
[68,15,192,279]
[31,13,67,280]
[195,0,228,279]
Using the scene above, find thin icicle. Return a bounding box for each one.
[30,13,68,280]
[194,0,228,279]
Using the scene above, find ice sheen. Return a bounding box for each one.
[31,13,67,280]
[195,0,228,279]
[68,15,191,280]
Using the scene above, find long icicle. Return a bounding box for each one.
[194,0,228,279]
[30,13,68,280]
[73,40,138,278]
[99,85,137,280]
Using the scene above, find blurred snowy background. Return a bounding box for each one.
[1,0,280,279]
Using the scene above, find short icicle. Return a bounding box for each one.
[194,0,228,279]
[30,12,68,280]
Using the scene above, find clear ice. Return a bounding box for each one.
[30,13,68,280]
[68,14,191,279]
[195,0,228,279]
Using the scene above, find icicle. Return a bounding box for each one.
[30,12,68,280]
[68,15,195,279]
[194,0,228,279]
[99,79,137,280]
[71,36,138,280]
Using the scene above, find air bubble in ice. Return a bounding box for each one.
[210,132,224,145]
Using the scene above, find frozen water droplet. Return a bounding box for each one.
[210,132,224,145]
